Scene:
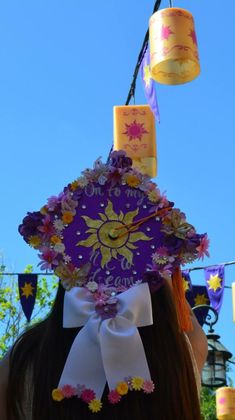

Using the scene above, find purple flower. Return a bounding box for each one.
[71,186,83,201]
[143,271,164,293]
[109,150,132,169]
[161,235,183,254]
[95,298,118,320]
[18,211,44,241]
[75,384,86,398]
[47,196,60,212]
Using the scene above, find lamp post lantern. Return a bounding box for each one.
[192,305,233,388]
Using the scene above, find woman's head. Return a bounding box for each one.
[7,279,202,420]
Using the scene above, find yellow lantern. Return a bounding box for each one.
[149,8,200,85]
[216,387,235,420]
[113,105,157,178]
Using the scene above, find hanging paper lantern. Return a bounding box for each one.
[113,105,157,178]
[149,8,200,85]
[216,387,235,419]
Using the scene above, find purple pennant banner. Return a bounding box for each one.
[140,45,160,123]
[204,265,225,313]
[185,282,210,326]
[18,274,38,322]
[182,270,193,292]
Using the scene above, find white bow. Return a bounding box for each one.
[58,283,153,399]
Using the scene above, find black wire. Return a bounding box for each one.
[107,0,162,161]
[125,0,162,106]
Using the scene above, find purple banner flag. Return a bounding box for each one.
[18,274,38,322]
[186,283,209,326]
[204,265,225,313]
[140,46,160,123]
[182,270,193,293]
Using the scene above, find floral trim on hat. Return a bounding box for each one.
[19,151,209,290]
[52,376,155,412]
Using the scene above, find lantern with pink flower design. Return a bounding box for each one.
[149,5,200,85]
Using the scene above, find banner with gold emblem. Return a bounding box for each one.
[204,265,225,313]
[18,273,38,321]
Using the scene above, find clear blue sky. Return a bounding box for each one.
[0,0,235,380]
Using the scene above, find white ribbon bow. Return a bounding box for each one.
[58,283,153,399]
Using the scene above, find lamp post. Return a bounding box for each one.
[192,305,233,388]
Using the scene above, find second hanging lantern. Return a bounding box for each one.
[149,7,200,85]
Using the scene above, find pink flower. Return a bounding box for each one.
[81,389,96,403]
[142,380,155,394]
[196,234,210,260]
[37,215,55,238]
[61,384,76,398]
[38,247,59,270]
[108,390,121,404]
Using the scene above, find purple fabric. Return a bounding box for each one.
[140,46,160,123]
[204,265,225,313]
[18,274,38,322]
[63,183,164,289]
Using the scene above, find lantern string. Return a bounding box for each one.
[169,0,173,7]
[107,0,162,162]
[125,0,162,107]
[187,260,235,272]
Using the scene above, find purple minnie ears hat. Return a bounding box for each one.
[18,150,209,413]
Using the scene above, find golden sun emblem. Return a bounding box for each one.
[194,293,209,306]
[21,282,34,299]
[123,120,148,141]
[76,200,152,268]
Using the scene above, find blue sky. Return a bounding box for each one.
[0,0,235,380]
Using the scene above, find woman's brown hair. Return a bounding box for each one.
[7,280,201,420]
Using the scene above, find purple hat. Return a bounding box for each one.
[19,150,209,293]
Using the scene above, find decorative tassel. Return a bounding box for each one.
[172,266,193,332]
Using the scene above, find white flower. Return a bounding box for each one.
[54,243,65,253]
[53,219,65,231]
[98,174,108,185]
[86,281,98,292]
[64,255,71,263]
[77,176,89,187]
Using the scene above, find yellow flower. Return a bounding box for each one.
[52,388,64,402]
[62,212,74,224]
[70,180,79,191]
[40,205,48,215]
[147,190,160,203]
[116,381,129,396]
[29,235,41,248]
[131,377,144,391]
[50,235,61,245]
[126,174,141,188]
[88,399,102,413]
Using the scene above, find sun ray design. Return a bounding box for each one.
[76,200,152,268]
[122,120,148,141]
